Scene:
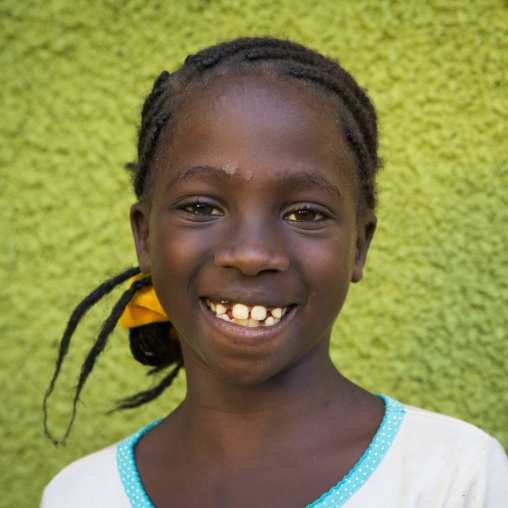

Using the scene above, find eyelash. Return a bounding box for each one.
[179,199,223,217]
[284,205,330,226]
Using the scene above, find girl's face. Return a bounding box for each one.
[132,74,375,386]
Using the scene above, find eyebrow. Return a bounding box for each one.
[281,172,342,200]
[167,166,230,189]
[167,165,341,199]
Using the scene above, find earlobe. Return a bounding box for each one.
[352,213,377,283]
[130,202,152,273]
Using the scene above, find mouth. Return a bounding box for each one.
[204,298,291,328]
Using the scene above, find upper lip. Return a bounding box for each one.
[201,293,295,308]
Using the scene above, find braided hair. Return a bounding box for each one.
[44,37,381,443]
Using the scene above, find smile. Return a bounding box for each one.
[205,298,290,328]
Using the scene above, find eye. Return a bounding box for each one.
[184,202,222,215]
[178,199,224,219]
[284,202,331,225]
[283,203,335,230]
[285,209,324,222]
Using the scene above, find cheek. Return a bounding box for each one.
[148,217,215,324]
[149,221,191,319]
[304,233,356,319]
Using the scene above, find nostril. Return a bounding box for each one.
[276,256,290,272]
[214,247,234,267]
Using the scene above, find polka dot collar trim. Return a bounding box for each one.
[307,394,405,507]
[117,395,405,508]
[117,419,161,508]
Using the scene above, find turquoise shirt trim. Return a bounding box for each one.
[117,419,161,508]
[308,394,405,507]
[116,395,405,508]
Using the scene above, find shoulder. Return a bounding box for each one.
[376,403,508,506]
[41,443,130,508]
[396,404,508,473]
[402,403,495,437]
[347,400,508,507]
[400,404,505,459]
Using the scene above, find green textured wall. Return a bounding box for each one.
[1,0,507,505]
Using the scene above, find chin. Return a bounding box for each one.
[207,353,281,387]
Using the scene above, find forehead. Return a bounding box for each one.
[152,73,357,191]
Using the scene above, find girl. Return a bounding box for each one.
[41,37,508,507]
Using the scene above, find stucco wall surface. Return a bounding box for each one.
[1,0,507,505]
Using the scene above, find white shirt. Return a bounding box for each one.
[41,400,508,507]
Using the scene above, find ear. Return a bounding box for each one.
[352,212,377,283]
[130,202,152,273]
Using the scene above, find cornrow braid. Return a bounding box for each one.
[44,270,183,444]
[288,67,377,169]
[188,37,293,68]
[113,362,182,411]
[43,267,141,425]
[132,37,381,212]
[244,47,334,74]
[132,70,174,197]
[134,105,170,197]
[140,70,171,118]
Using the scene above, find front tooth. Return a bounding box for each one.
[216,303,227,315]
[234,318,249,326]
[271,308,282,319]
[251,306,267,321]
[220,314,230,321]
[265,316,275,326]
[248,319,259,327]
[232,303,249,320]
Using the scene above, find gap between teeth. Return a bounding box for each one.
[205,300,288,327]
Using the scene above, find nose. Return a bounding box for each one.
[215,226,290,276]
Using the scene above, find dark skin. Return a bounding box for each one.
[131,74,383,508]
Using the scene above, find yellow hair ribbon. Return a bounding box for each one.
[118,272,170,329]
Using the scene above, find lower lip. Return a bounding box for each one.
[199,299,296,345]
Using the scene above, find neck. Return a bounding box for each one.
[168,342,365,461]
